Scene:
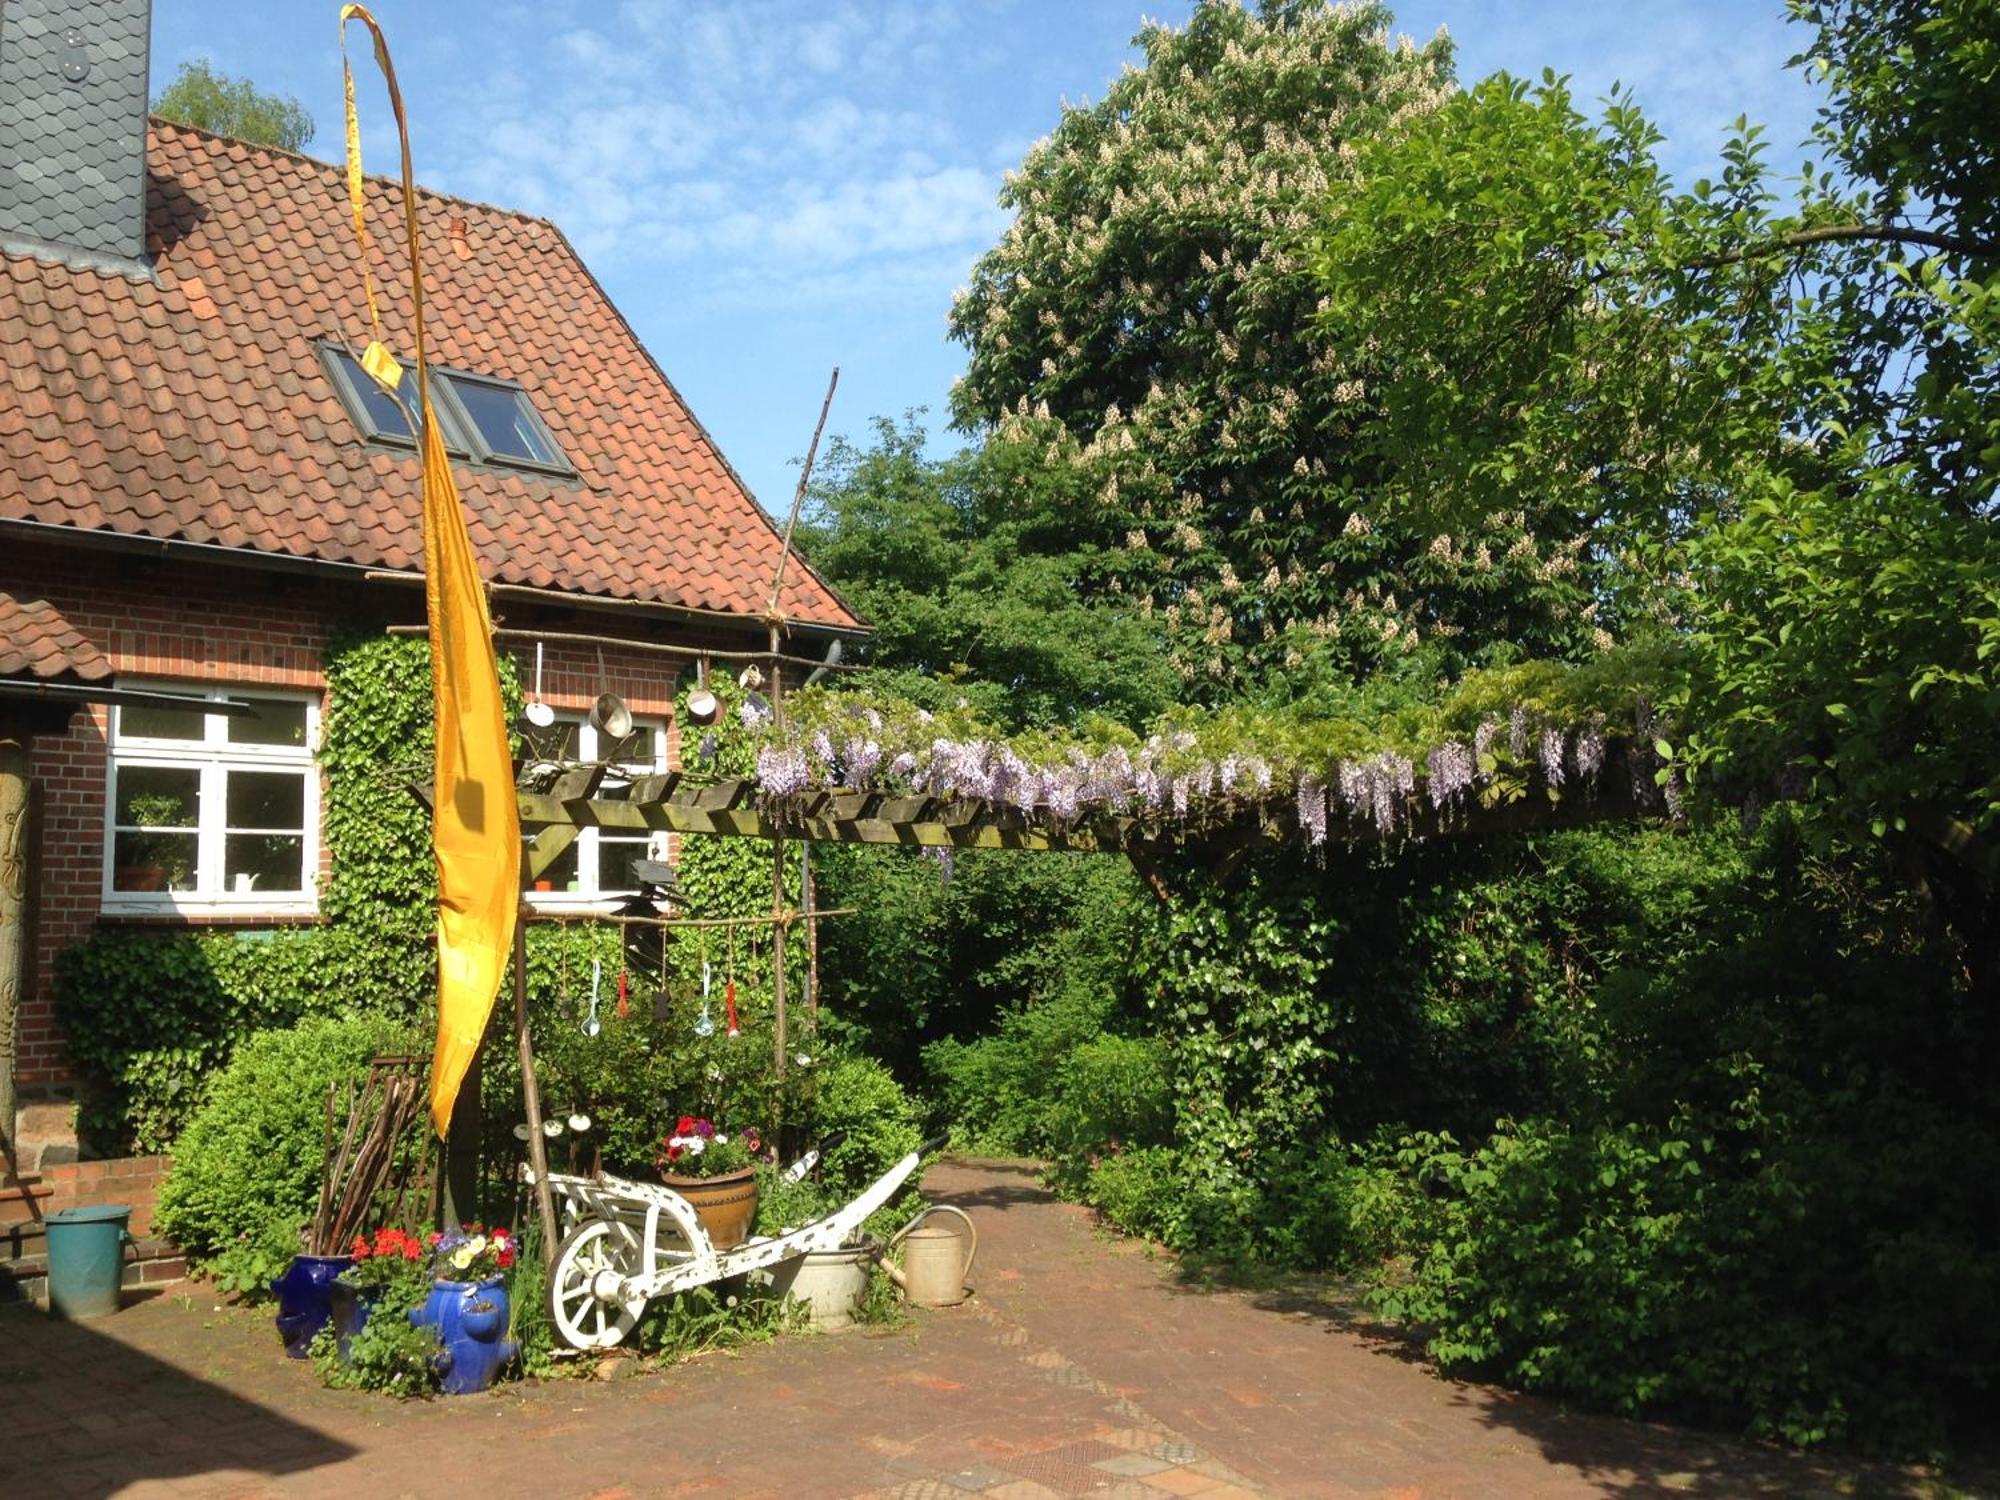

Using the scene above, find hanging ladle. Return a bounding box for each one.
[525,641,555,728]
[583,957,603,1037]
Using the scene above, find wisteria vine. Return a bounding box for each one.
[734,657,1682,846]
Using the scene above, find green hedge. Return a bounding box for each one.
[155,1013,415,1294]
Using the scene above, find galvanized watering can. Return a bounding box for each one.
[876,1205,976,1307]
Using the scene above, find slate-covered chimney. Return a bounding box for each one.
[0,0,153,272]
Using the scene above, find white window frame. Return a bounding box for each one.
[101,684,322,917]
[524,716,668,913]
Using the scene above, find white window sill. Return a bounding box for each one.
[99,897,321,920]
[522,893,640,916]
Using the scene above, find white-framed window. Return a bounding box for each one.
[102,685,321,916]
[525,716,667,909]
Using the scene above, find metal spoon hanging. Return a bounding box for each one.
[583,957,602,1037]
[695,958,716,1037]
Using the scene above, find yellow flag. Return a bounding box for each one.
[340,5,520,1137]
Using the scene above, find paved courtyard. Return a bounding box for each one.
[0,1159,1964,1499]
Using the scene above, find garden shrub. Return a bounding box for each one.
[925,984,1124,1155]
[155,1013,415,1296]
[808,1053,924,1196]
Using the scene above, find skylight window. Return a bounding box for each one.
[318,340,573,476]
[322,344,418,445]
[438,371,567,468]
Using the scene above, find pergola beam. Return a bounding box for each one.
[513,742,1656,880]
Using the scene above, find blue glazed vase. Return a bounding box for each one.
[410,1277,517,1395]
[271,1254,353,1359]
[327,1279,380,1362]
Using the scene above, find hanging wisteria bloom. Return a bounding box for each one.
[1540,727,1567,787]
[1474,717,1499,767]
[1296,775,1329,845]
[1428,741,1474,807]
[1338,759,1369,812]
[1509,705,1530,761]
[738,696,772,730]
[1575,723,1606,781]
[755,745,811,797]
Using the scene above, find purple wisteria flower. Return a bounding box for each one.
[1509,705,1530,761]
[1427,742,1474,808]
[738,696,772,730]
[1474,717,1499,767]
[1296,776,1328,845]
[756,745,811,797]
[1575,724,1605,781]
[1540,728,1567,787]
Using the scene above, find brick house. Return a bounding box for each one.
[0,0,865,1171]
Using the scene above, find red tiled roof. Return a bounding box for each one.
[0,120,863,633]
[0,591,112,682]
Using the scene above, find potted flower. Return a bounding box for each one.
[410,1224,519,1396]
[656,1117,761,1249]
[330,1226,428,1362]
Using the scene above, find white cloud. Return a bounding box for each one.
[424,1,1003,312]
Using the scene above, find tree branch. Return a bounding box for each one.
[1684,223,1997,269]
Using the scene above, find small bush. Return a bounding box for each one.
[925,984,1122,1155]
[156,1014,415,1296]
[809,1053,924,1196]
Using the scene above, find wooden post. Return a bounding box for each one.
[440,1044,481,1228]
[803,840,819,1036]
[768,620,787,1083]
[513,914,560,1261]
[0,734,28,1170]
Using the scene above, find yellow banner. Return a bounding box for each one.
[339,5,521,1138]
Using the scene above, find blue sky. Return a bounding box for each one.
[151,1,1826,513]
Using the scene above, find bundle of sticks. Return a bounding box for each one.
[308,1055,431,1256]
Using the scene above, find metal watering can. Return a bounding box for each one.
[875,1205,976,1308]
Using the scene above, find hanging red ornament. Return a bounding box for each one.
[615,969,630,1019]
[724,978,741,1039]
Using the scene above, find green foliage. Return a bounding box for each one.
[802,416,1181,728]
[805,1054,922,1196]
[507,1217,560,1378]
[1307,38,2000,925]
[947,1,1598,699]
[309,1309,442,1398]
[151,59,315,152]
[155,1014,414,1294]
[634,1282,802,1362]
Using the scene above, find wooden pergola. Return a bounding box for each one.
[515,741,1658,885]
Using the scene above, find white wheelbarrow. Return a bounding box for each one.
[534,1134,942,1350]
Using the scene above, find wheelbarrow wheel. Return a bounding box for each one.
[549,1218,647,1351]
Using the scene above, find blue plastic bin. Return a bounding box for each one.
[45,1204,132,1319]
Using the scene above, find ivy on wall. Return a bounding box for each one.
[57,628,521,1152]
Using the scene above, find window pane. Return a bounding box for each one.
[228,698,308,748]
[119,702,206,741]
[330,347,415,440]
[594,837,648,894]
[225,770,305,830]
[530,838,581,893]
[448,377,562,465]
[113,831,198,891]
[115,765,199,826]
[225,833,305,894]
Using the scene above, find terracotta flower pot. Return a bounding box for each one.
[659,1164,759,1250]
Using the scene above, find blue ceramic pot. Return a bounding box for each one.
[272,1254,353,1359]
[410,1277,517,1395]
[328,1279,380,1362]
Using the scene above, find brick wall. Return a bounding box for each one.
[4,539,777,1094]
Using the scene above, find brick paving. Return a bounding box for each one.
[0,1158,1966,1499]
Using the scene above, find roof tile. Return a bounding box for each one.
[0,120,861,632]
[0,592,112,682]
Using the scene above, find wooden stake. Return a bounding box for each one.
[514,913,560,1262]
